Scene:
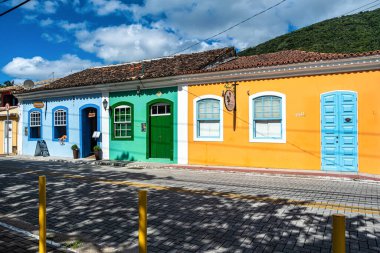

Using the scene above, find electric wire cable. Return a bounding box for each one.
[359,2,380,12]
[342,0,380,16]
[224,1,380,58]
[0,0,31,17]
[170,0,287,56]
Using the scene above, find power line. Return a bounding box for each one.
[238,0,380,55]
[0,0,31,17]
[342,0,380,16]
[360,2,380,12]
[170,0,287,56]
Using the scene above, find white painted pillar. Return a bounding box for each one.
[177,85,188,164]
[17,103,23,155]
[101,91,110,160]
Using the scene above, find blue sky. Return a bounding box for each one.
[0,0,376,83]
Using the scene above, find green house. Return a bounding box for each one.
[110,87,178,163]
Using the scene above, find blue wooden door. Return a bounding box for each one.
[321,91,358,171]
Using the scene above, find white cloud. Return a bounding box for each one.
[88,0,129,16]
[70,0,362,63]
[40,18,53,27]
[127,0,361,51]
[11,0,372,68]
[76,24,184,62]
[10,0,71,14]
[2,55,99,80]
[43,1,59,14]
[58,21,88,31]
[41,33,66,43]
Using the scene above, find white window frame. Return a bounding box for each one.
[54,109,67,127]
[30,111,41,127]
[114,105,132,139]
[151,103,171,116]
[249,91,286,143]
[193,95,223,142]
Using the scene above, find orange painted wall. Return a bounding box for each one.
[188,70,380,174]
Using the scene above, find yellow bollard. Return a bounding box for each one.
[138,190,147,253]
[39,176,46,253]
[332,214,346,253]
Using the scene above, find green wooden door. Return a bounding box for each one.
[149,103,173,159]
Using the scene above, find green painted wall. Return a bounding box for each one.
[109,87,178,163]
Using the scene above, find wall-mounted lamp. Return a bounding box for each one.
[102,98,108,111]
[137,85,141,95]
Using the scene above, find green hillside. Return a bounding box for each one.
[239,8,380,56]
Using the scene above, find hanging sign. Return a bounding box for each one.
[92,131,101,138]
[224,90,235,111]
[88,112,96,118]
[33,101,44,108]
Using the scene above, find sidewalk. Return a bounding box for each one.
[169,164,380,182]
[15,155,380,182]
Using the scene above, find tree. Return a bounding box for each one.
[2,80,14,87]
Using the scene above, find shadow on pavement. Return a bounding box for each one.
[0,159,379,252]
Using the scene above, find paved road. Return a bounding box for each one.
[1,157,380,252]
[0,225,65,253]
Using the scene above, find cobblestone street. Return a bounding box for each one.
[1,157,380,252]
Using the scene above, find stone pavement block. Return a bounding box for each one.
[2,157,380,252]
[0,225,66,253]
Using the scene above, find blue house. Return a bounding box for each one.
[19,94,104,158]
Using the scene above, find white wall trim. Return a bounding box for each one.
[193,95,224,142]
[177,85,188,164]
[101,92,110,159]
[248,91,286,143]
[17,104,23,155]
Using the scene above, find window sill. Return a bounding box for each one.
[112,137,134,141]
[52,139,69,142]
[29,138,42,141]
[249,138,286,143]
[194,137,223,142]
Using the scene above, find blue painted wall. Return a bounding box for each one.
[21,94,103,158]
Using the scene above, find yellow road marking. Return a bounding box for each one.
[26,169,380,215]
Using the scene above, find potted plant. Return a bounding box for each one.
[93,145,102,160]
[71,144,79,159]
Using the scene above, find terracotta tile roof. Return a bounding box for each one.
[26,47,235,92]
[195,50,380,73]
[16,48,380,94]
[0,85,24,93]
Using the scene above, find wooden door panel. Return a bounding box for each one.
[150,115,173,159]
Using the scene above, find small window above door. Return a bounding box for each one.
[151,103,171,116]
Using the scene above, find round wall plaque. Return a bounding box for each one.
[224,90,235,111]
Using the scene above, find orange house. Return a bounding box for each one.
[184,50,380,175]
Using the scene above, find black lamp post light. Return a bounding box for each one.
[102,98,108,111]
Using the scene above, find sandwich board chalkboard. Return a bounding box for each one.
[35,140,50,157]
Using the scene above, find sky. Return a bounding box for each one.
[0,0,378,83]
